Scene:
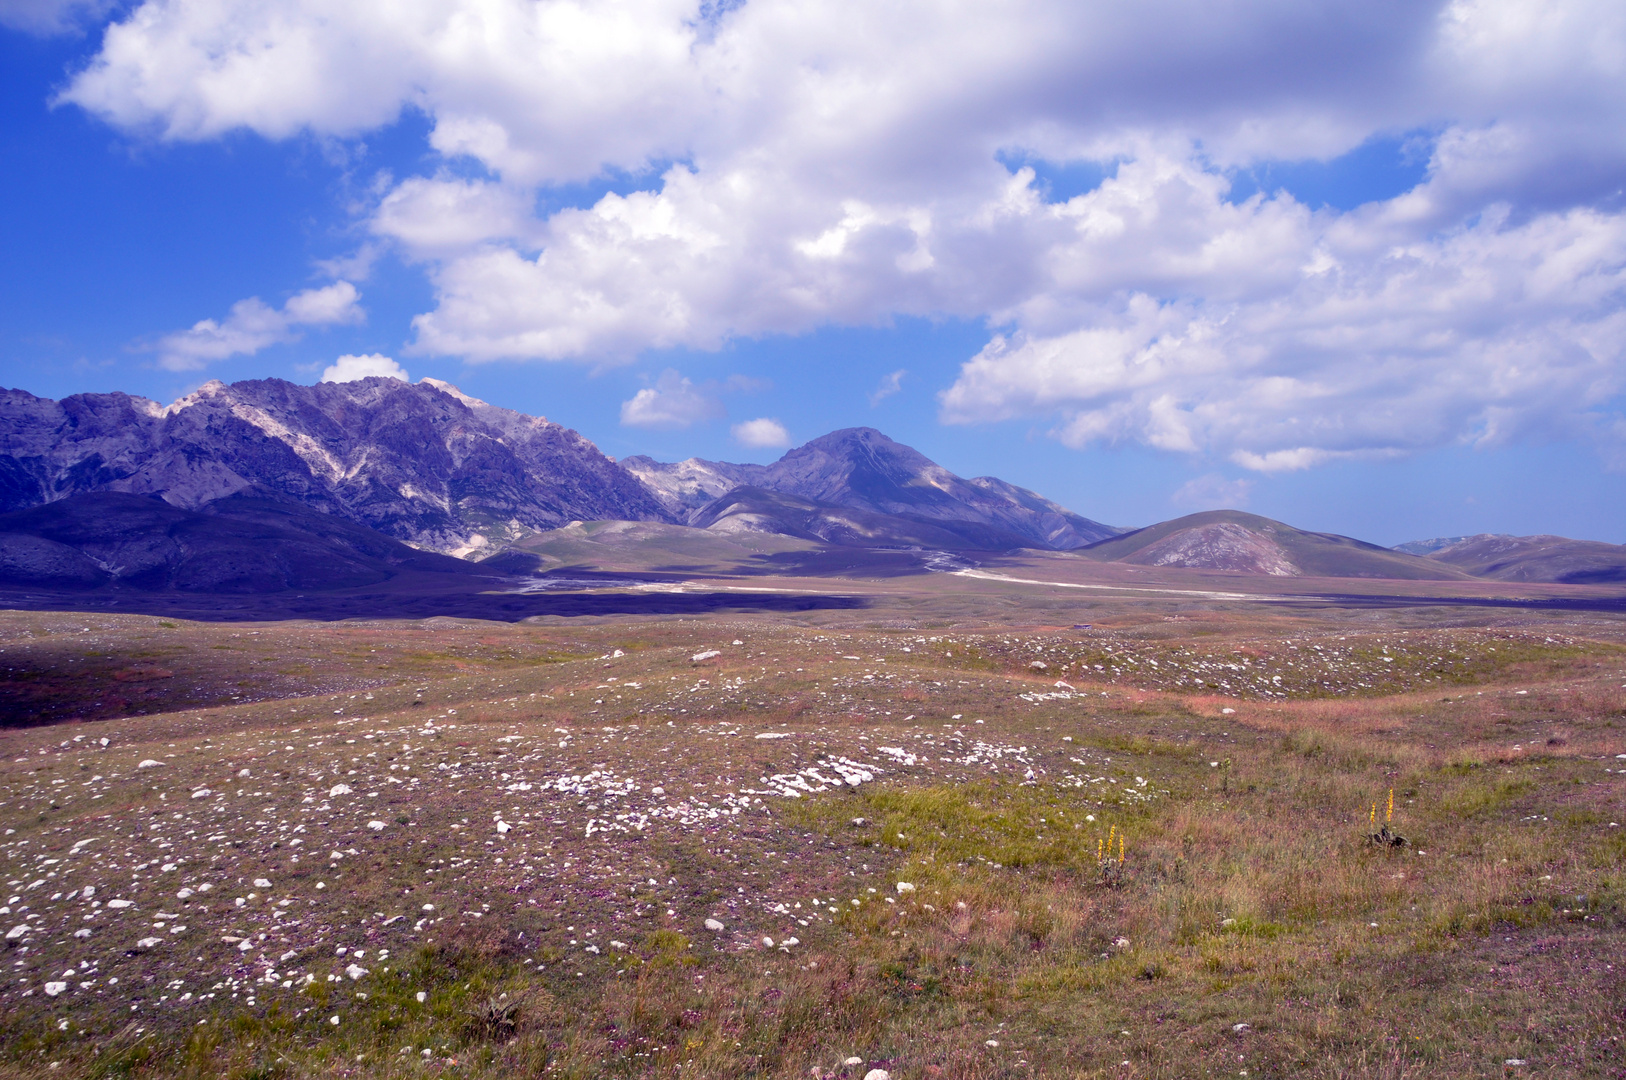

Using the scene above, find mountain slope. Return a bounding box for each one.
[690,486,1040,550]
[0,491,492,592]
[1081,510,1471,580]
[0,378,671,554]
[624,428,1117,550]
[1412,533,1626,583]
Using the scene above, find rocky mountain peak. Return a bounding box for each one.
[622,427,1118,550]
[0,377,670,554]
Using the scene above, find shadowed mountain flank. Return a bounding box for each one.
[0,581,869,627]
[0,493,870,625]
[0,491,494,593]
[624,427,1118,550]
[1081,510,1471,580]
[1405,533,1626,583]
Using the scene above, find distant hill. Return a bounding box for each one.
[0,491,494,592]
[0,377,669,555]
[624,427,1118,551]
[1080,510,1470,580]
[1407,533,1626,583]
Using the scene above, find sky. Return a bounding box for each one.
[2,0,1625,547]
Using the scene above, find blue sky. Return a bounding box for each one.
[3,0,1626,546]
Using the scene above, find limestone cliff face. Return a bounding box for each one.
[0,377,672,554]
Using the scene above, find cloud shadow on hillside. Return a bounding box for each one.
[0,577,869,625]
[1287,592,1626,615]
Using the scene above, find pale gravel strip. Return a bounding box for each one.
[951,568,1259,601]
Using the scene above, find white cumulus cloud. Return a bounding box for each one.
[319,353,408,383]
[732,418,791,448]
[58,0,1626,467]
[619,370,725,430]
[155,282,364,371]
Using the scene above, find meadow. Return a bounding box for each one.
[0,574,1621,1079]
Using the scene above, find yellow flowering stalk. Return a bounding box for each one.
[1367,787,1407,849]
[1097,824,1127,886]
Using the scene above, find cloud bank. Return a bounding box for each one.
[61,0,1626,468]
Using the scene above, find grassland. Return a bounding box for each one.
[0,570,1622,1079]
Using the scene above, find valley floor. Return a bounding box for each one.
[0,569,1622,1079]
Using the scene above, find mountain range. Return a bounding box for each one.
[1,376,1622,593]
[0,490,493,593]
[1396,533,1626,583]
[0,377,666,556]
[624,426,1117,551]
[0,378,1118,559]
